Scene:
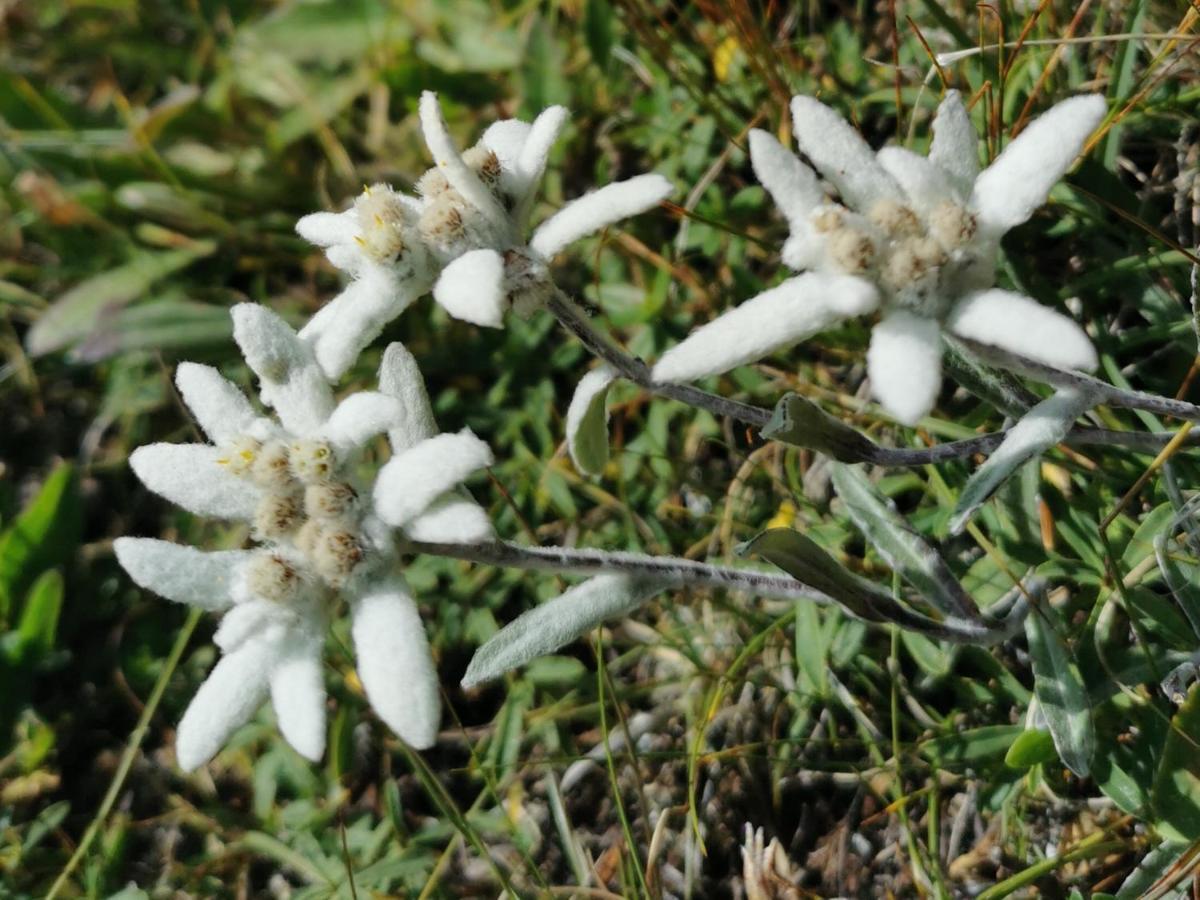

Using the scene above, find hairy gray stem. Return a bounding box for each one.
[548,291,1200,462]
[868,425,1200,466]
[958,337,1200,422]
[406,538,1025,644]
[547,290,772,427]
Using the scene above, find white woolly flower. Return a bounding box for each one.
[296,185,434,380]
[115,303,494,769]
[653,90,1105,425]
[418,91,674,330]
[295,94,673,379]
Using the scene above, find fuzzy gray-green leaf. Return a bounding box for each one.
[1025,605,1094,777]
[463,574,671,686]
[831,463,975,619]
[761,393,876,462]
[951,387,1095,534]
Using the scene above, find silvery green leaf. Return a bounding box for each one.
[943,338,1036,417]
[831,463,975,619]
[1156,495,1200,639]
[1025,603,1093,777]
[1153,686,1200,843]
[462,575,672,686]
[565,366,616,476]
[760,393,875,463]
[739,528,893,624]
[951,387,1096,534]
[26,242,216,357]
[1114,840,1192,900]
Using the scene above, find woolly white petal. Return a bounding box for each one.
[319,391,405,456]
[530,174,673,259]
[748,129,823,230]
[295,210,357,248]
[270,637,327,762]
[378,342,438,452]
[781,231,826,271]
[214,599,283,653]
[970,94,1106,234]
[515,105,569,207]
[130,443,261,520]
[929,90,979,195]
[351,577,440,748]
[175,630,282,771]
[231,304,334,436]
[175,362,259,445]
[652,273,879,383]
[403,492,495,544]
[373,429,493,526]
[876,147,958,216]
[299,269,423,380]
[947,289,1098,372]
[565,365,616,476]
[418,91,509,229]
[867,310,943,426]
[114,537,248,611]
[432,249,506,328]
[790,96,903,210]
[481,118,532,198]
[325,242,366,276]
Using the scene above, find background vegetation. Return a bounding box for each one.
[1,0,1199,895]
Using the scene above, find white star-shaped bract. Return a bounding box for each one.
[115,303,494,769]
[294,92,674,380]
[418,91,674,329]
[652,91,1105,425]
[295,185,433,383]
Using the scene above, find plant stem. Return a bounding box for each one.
[959,337,1200,421]
[410,536,826,601]
[547,291,1200,464]
[547,290,771,428]
[406,538,1027,644]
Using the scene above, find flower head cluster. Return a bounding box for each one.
[295,92,673,379]
[652,91,1106,424]
[116,304,492,768]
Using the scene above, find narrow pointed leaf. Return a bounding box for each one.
[760,393,876,462]
[0,463,80,618]
[1025,605,1094,777]
[15,570,64,662]
[951,387,1096,533]
[831,463,975,618]
[565,366,615,476]
[739,528,892,623]
[1152,686,1200,842]
[463,575,672,686]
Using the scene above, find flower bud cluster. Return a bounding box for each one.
[217,434,372,593]
[352,184,431,276]
[810,197,982,318]
[416,146,512,261]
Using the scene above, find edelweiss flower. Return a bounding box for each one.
[418,91,673,330]
[652,91,1105,425]
[115,303,493,769]
[296,184,434,381]
[295,91,673,378]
